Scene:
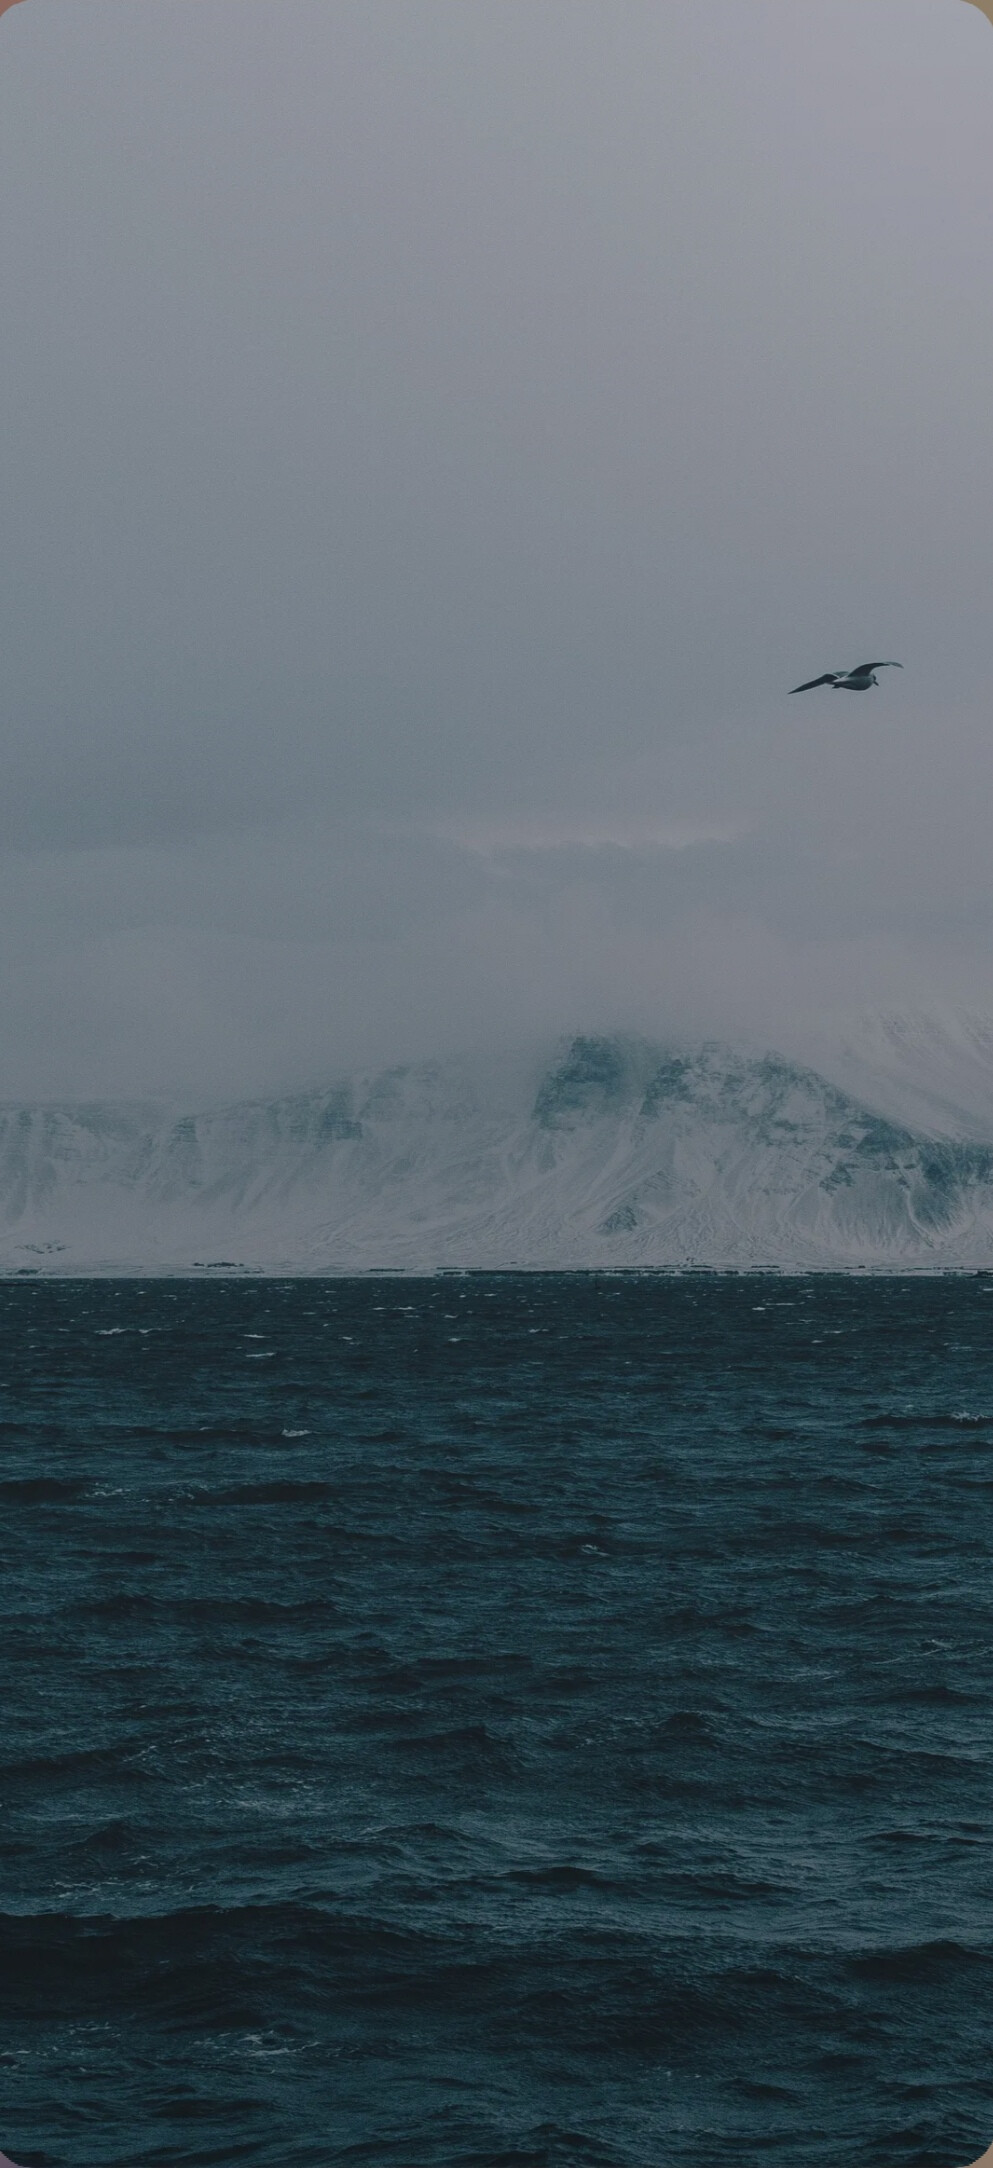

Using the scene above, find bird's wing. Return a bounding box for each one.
[790,674,839,694]
[850,662,902,675]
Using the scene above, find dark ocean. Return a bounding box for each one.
[3,1275,993,2168]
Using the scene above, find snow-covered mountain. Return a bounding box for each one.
[6,1026,993,1272]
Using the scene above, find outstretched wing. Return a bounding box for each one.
[790,674,839,694]
[850,662,902,675]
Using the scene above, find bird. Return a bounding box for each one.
[790,662,903,695]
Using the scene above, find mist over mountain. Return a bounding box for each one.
[802,1010,993,1143]
[6,1018,993,1275]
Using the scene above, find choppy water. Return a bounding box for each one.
[3,1275,993,2168]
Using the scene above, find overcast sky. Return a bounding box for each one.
[0,0,991,1098]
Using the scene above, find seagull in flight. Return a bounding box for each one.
[790,662,903,695]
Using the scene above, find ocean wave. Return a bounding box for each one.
[200,1481,342,1507]
[72,1591,342,1624]
[846,1939,989,1985]
[0,1477,88,1502]
[4,1745,156,1789]
[861,1410,993,1432]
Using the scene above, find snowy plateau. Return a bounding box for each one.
[7,1016,993,1273]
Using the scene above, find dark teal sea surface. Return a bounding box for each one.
[3,1275,993,2168]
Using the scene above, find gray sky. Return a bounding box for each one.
[0,0,992,1098]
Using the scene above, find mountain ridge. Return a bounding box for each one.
[5,1023,993,1272]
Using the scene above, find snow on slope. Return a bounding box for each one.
[3,1030,993,1272]
[803,1010,993,1143]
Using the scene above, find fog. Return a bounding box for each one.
[0,0,991,1097]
